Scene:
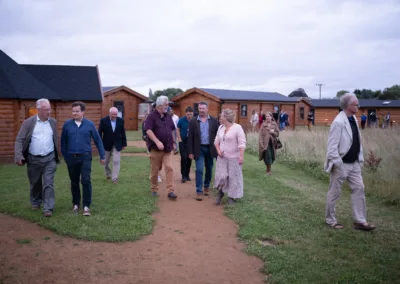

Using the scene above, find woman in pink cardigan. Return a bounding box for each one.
[213,109,246,205]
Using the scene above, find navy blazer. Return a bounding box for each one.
[98,116,127,152]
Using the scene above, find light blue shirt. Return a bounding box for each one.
[111,119,116,132]
[197,115,210,145]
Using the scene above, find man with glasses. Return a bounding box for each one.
[14,98,59,217]
[324,93,375,231]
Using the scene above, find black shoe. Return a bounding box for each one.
[181,178,186,183]
[168,192,178,199]
[185,176,191,181]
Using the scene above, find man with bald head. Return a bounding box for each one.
[98,107,127,184]
[324,93,375,231]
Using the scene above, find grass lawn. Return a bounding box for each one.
[0,156,156,242]
[223,153,400,284]
[126,130,143,141]
[122,146,147,153]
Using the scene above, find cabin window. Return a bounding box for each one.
[299,107,304,120]
[241,104,248,117]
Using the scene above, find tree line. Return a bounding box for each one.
[336,85,400,100]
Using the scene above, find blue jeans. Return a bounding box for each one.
[195,145,214,193]
[280,122,285,130]
[66,152,92,208]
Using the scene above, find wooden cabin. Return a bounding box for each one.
[102,86,147,130]
[309,99,400,127]
[0,50,103,163]
[171,88,297,131]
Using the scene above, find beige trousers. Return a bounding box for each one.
[326,162,367,225]
[104,147,121,181]
[150,149,173,193]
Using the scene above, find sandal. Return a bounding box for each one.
[327,223,344,229]
[353,222,376,231]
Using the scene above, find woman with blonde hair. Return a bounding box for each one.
[214,109,246,205]
[258,112,279,175]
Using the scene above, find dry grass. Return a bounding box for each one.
[246,127,400,202]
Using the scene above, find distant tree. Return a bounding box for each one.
[288,88,308,97]
[149,88,183,101]
[336,90,350,98]
[149,88,153,98]
[379,85,400,100]
[353,89,380,99]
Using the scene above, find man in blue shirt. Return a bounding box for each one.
[61,101,105,216]
[360,112,367,130]
[177,106,194,183]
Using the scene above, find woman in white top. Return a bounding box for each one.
[213,109,247,205]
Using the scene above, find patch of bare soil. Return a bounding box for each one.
[127,141,146,147]
[0,155,265,284]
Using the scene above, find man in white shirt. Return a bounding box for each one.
[250,110,259,131]
[14,98,59,217]
[169,107,180,154]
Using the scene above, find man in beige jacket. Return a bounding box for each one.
[324,93,375,231]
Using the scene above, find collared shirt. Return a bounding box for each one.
[29,115,54,156]
[144,110,176,152]
[110,119,116,132]
[197,115,210,145]
[172,114,179,128]
[61,118,105,160]
[177,116,190,140]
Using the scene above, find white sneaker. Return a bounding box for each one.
[158,176,162,183]
[83,206,91,216]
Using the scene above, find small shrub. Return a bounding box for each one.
[364,149,383,172]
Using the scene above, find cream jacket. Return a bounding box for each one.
[324,111,364,173]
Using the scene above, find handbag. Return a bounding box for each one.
[275,137,282,149]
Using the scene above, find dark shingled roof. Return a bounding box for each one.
[0,49,102,101]
[0,50,61,100]
[200,88,294,102]
[22,64,103,101]
[310,99,400,108]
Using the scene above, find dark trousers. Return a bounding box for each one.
[195,145,214,193]
[179,140,192,179]
[66,153,92,208]
[361,121,366,129]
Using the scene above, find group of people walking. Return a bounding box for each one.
[15,99,127,217]
[14,93,376,232]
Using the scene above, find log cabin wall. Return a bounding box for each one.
[102,89,141,130]
[174,93,220,118]
[295,102,311,126]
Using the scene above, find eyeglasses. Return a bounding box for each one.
[39,108,51,112]
[349,104,360,107]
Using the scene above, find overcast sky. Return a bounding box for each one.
[1,0,399,98]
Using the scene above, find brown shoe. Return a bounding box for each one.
[31,205,40,210]
[204,188,210,196]
[196,193,203,201]
[106,176,111,180]
[112,179,118,184]
[43,211,52,217]
[353,222,376,231]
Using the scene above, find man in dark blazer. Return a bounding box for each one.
[188,101,219,201]
[14,98,59,217]
[98,107,127,184]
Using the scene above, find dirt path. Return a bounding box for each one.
[0,150,265,284]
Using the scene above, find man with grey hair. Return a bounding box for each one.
[144,95,177,199]
[324,93,375,231]
[98,106,127,184]
[14,98,59,217]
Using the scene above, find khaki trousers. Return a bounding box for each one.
[150,149,173,193]
[104,147,121,181]
[325,162,367,225]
